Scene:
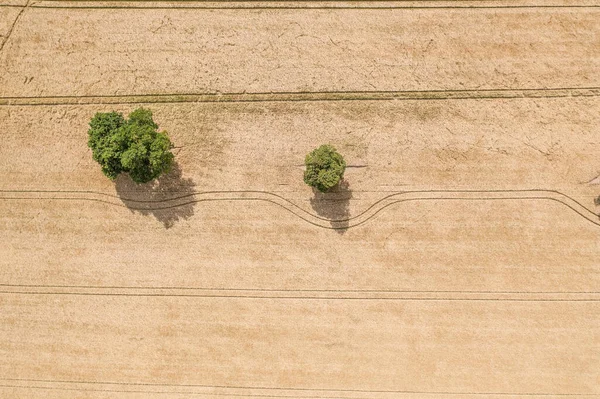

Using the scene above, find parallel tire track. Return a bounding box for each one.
[1,289,598,300]
[1,377,598,397]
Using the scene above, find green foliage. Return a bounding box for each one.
[87,108,174,183]
[87,111,126,179]
[303,144,346,192]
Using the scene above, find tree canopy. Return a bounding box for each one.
[303,144,346,192]
[88,108,174,183]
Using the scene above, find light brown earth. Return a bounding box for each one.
[0,7,22,48]
[1,1,599,398]
[1,6,600,95]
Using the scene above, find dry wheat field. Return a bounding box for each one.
[0,0,599,397]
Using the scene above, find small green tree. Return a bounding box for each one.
[303,144,346,192]
[88,108,174,183]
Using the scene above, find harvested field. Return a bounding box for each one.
[0,7,22,50]
[1,297,598,396]
[1,0,599,397]
[1,7,599,95]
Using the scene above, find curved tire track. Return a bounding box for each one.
[1,188,598,229]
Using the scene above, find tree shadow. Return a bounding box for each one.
[114,162,196,228]
[309,180,353,234]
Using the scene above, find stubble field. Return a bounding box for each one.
[0,1,599,397]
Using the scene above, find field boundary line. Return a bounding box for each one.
[15,1,600,9]
[2,283,598,294]
[29,0,595,3]
[3,292,598,300]
[1,378,598,396]
[1,87,600,106]
[0,285,599,300]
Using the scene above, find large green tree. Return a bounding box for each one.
[88,108,174,183]
[303,144,346,192]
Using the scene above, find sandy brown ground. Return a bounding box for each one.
[1,297,598,396]
[1,1,599,398]
[2,99,600,291]
[3,99,600,193]
[0,7,21,47]
[1,7,599,95]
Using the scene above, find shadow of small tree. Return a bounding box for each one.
[115,162,196,228]
[309,180,353,234]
